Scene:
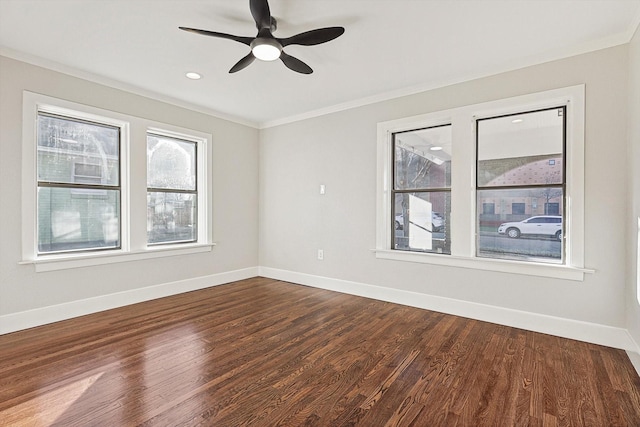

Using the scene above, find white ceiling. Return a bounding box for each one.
[1,0,639,128]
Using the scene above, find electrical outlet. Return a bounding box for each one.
[320,184,326,195]
[317,249,324,260]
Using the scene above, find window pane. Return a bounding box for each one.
[483,203,495,215]
[477,188,563,263]
[37,187,120,253]
[394,192,450,254]
[512,203,525,215]
[147,192,196,244]
[147,135,196,191]
[37,114,120,186]
[477,108,563,187]
[394,125,451,190]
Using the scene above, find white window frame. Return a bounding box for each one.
[21,92,214,272]
[375,85,592,281]
[146,127,208,246]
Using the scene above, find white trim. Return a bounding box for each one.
[259,42,630,130]
[3,266,638,372]
[624,328,640,377]
[1,48,259,129]
[19,243,216,272]
[2,24,633,132]
[145,124,213,247]
[259,267,637,353]
[376,85,587,279]
[627,350,640,378]
[0,267,258,335]
[21,92,214,270]
[22,93,132,262]
[373,249,593,281]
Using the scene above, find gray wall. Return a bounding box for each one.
[2,38,638,350]
[0,56,259,316]
[259,45,630,329]
[627,26,640,351]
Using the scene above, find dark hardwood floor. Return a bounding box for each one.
[1,277,639,426]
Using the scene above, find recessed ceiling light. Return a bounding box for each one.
[185,72,202,80]
[511,118,523,123]
[430,146,443,151]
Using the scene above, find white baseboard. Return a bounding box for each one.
[627,350,640,377]
[0,267,259,335]
[259,267,639,354]
[4,264,639,378]
[625,333,640,377]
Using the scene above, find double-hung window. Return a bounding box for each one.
[22,92,213,271]
[147,132,198,245]
[36,112,123,254]
[392,125,451,254]
[376,85,587,280]
[476,107,565,263]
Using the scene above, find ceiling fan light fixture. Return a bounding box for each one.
[251,38,282,61]
[179,0,344,73]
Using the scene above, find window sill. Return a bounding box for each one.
[20,243,216,272]
[373,249,593,281]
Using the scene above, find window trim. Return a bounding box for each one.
[21,92,214,272]
[146,130,201,246]
[375,85,591,280]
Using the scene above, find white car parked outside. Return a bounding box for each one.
[497,216,562,241]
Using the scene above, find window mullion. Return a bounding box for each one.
[146,187,196,194]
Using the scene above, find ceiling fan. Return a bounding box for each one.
[179,0,345,74]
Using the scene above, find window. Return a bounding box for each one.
[477,107,565,264]
[392,125,451,254]
[36,112,122,254]
[376,85,588,280]
[147,133,197,245]
[482,203,495,215]
[511,203,526,215]
[545,203,560,215]
[22,92,213,271]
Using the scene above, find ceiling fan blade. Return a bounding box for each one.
[250,0,271,30]
[229,52,256,73]
[280,52,313,74]
[179,27,253,46]
[278,27,345,47]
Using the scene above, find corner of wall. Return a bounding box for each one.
[627,349,640,378]
[626,12,640,361]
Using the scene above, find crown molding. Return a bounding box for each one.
[0,47,260,129]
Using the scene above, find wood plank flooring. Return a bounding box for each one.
[1,277,639,426]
